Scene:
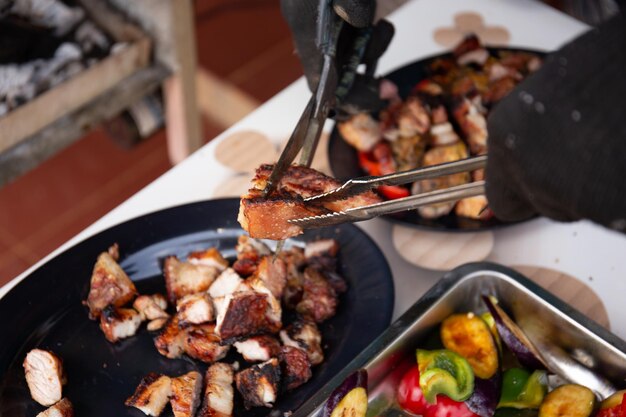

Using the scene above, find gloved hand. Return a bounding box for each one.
[280,0,394,119]
[485,12,626,232]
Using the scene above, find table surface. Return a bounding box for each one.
[4,0,626,340]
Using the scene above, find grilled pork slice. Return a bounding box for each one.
[187,247,229,271]
[163,255,221,303]
[296,267,338,323]
[154,316,186,359]
[412,142,470,219]
[170,371,203,417]
[452,97,488,155]
[125,373,172,416]
[199,363,234,417]
[455,195,489,219]
[278,246,306,309]
[337,113,381,151]
[233,335,281,362]
[133,294,169,321]
[397,96,431,137]
[23,349,66,406]
[235,358,281,409]
[99,306,142,343]
[36,398,74,417]
[304,239,338,260]
[280,320,324,366]
[176,293,215,325]
[251,256,287,299]
[209,268,243,299]
[85,244,137,319]
[183,324,230,363]
[239,164,381,240]
[278,346,312,391]
[233,235,271,277]
[147,318,169,331]
[215,290,281,342]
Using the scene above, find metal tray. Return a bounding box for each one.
[293,262,626,417]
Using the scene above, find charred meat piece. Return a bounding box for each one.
[199,363,234,417]
[133,294,169,321]
[296,267,338,323]
[85,244,137,319]
[397,96,431,137]
[455,195,490,219]
[215,290,281,342]
[235,358,281,409]
[252,256,287,299]
[209,268,243,299]
[239,164,381,240]
[154,316,186,359]
[391,134,425,172]
[280,320,324,366]
[99,306,142,343]
[451,97,488,155]
[233,235,271,277]
[170,371,203,417]
[453,34,488,66]
[23,349,66,406]
[304,239,338,260]
[176,293,215,325]
[337,113,381,152]
[233,335,281,362]
[482,76,517,107]
[183,323,230,363]
[411,141,470,219]
[36,397,74,417]
[278,246,306,309]
[430,122,461,146]
[147,318,169,331]
[187,247,229,271]
[125,373,172,416]
[278,346,312,391]
[163,256,220,303]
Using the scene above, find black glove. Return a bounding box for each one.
[485,12,626,232]
[280,0,394,118]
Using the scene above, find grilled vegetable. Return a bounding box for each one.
[441,313,500,379]
[596,390,626,417]
[537,384,596,417]
[417,349,475,404]
[322,369,368,417]
[466,373,502,417]
[498,369,547,409]
[494,408,538,417]
[482,296,546,370]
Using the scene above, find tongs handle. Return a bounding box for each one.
[305,155,487,202]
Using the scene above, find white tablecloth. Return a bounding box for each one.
[4,0,626,339]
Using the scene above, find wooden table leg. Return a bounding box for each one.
[163,0,202,165]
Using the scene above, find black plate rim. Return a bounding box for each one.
[328,46,547,233]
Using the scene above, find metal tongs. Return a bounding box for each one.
[263,1,487,230]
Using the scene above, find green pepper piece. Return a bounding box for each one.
[498,368,547,409]
[417,349,475,404]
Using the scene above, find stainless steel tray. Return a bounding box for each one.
[294,262,626,417]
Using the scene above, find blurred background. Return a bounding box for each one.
[0,0,620,283]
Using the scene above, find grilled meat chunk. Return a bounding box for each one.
[170,371,203,417]
[233,335,281,362]
[452,97,488,155]
[154,316,186,359]
[233,235,271,277]
[278,246,306,308]
[215,290,281,342]
[163,255,220,303]
[187,247,229,271]
[304,239,338,260]
[278,346,312,391]
[239,164,381,240]
[455,195,489,219]
[36,398,74,417]
[337,113,381,152]
[296,267,338,323]
[176,293,215,325]
[125,373,172,416]
[251,256,287,299]
[147,317,169,331]
[280,320,324,366]
[23,349,66,406]
[235,358,281,409]
[133,294,169,321]
[183,323,230,363]
[209,268,243,299]
[99,306,142,343]
[85,244,137,319]
[199,363,234,417]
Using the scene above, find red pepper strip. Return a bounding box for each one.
[621,393,626,417]
[378,185,410,200]
[358,142,410,200]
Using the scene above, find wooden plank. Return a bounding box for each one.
[77,0,145,42]
[196,68,260,128]
[0,65,169,187]
[0,36,152,154]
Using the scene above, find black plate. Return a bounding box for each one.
[329,48,545,231]
[0,198,394,416]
